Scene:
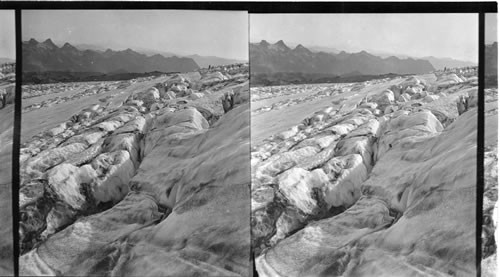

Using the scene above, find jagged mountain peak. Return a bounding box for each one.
[61,42,78,51]
[294,44,307,50]
[268,40,291,52]
[293,44,312,54]
[259,40,270,47]
[275,40,286,46]
[23,40,200,73]
[274,40,289,48]
[42,38,58,48]
[28,38,39,45]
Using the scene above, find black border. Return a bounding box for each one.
[1,3,497,277]
[0,2,496,13]
[12,9,21,277]
[477,12,485,277]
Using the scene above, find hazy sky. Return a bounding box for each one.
[251,14,478,62]
[23,10,248,60]
[486,13,497,44]
[0,10,15,60]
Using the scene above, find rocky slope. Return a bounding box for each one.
[23,39,200,73]
[485,42,498,88]
[251,68,479,276]
[482,86,498,277]
[486,42,498,77]
[250,40,435,75]
[0,73,15,275]
[0,82,15,109]
[0,85,14,276]
[19,64,251,276]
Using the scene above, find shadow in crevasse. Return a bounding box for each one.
[21,190,164,276]
[33,107,249,276]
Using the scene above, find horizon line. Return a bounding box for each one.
[22,37,248,62]
[250,39,481,64]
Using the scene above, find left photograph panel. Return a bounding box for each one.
[0,9,15,277]
[19,10,250,276]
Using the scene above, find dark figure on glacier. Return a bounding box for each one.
[456,95,469,116]
[0,89,6,109]
[222,90,235,113]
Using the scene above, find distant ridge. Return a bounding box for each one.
[55,41,245,67]
[23,38,200,73]
[420,56,476,70]
[272,43,475,70]
[187,54,246,68]
[250,40,435,75]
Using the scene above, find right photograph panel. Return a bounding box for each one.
[250,14,479,276]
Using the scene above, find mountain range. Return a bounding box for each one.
[364,52,475,70]
[250,40,435,76]
[419,56,476,70]
[65,41,245,67]
[251,40,476,72]
[23,39,199,73]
